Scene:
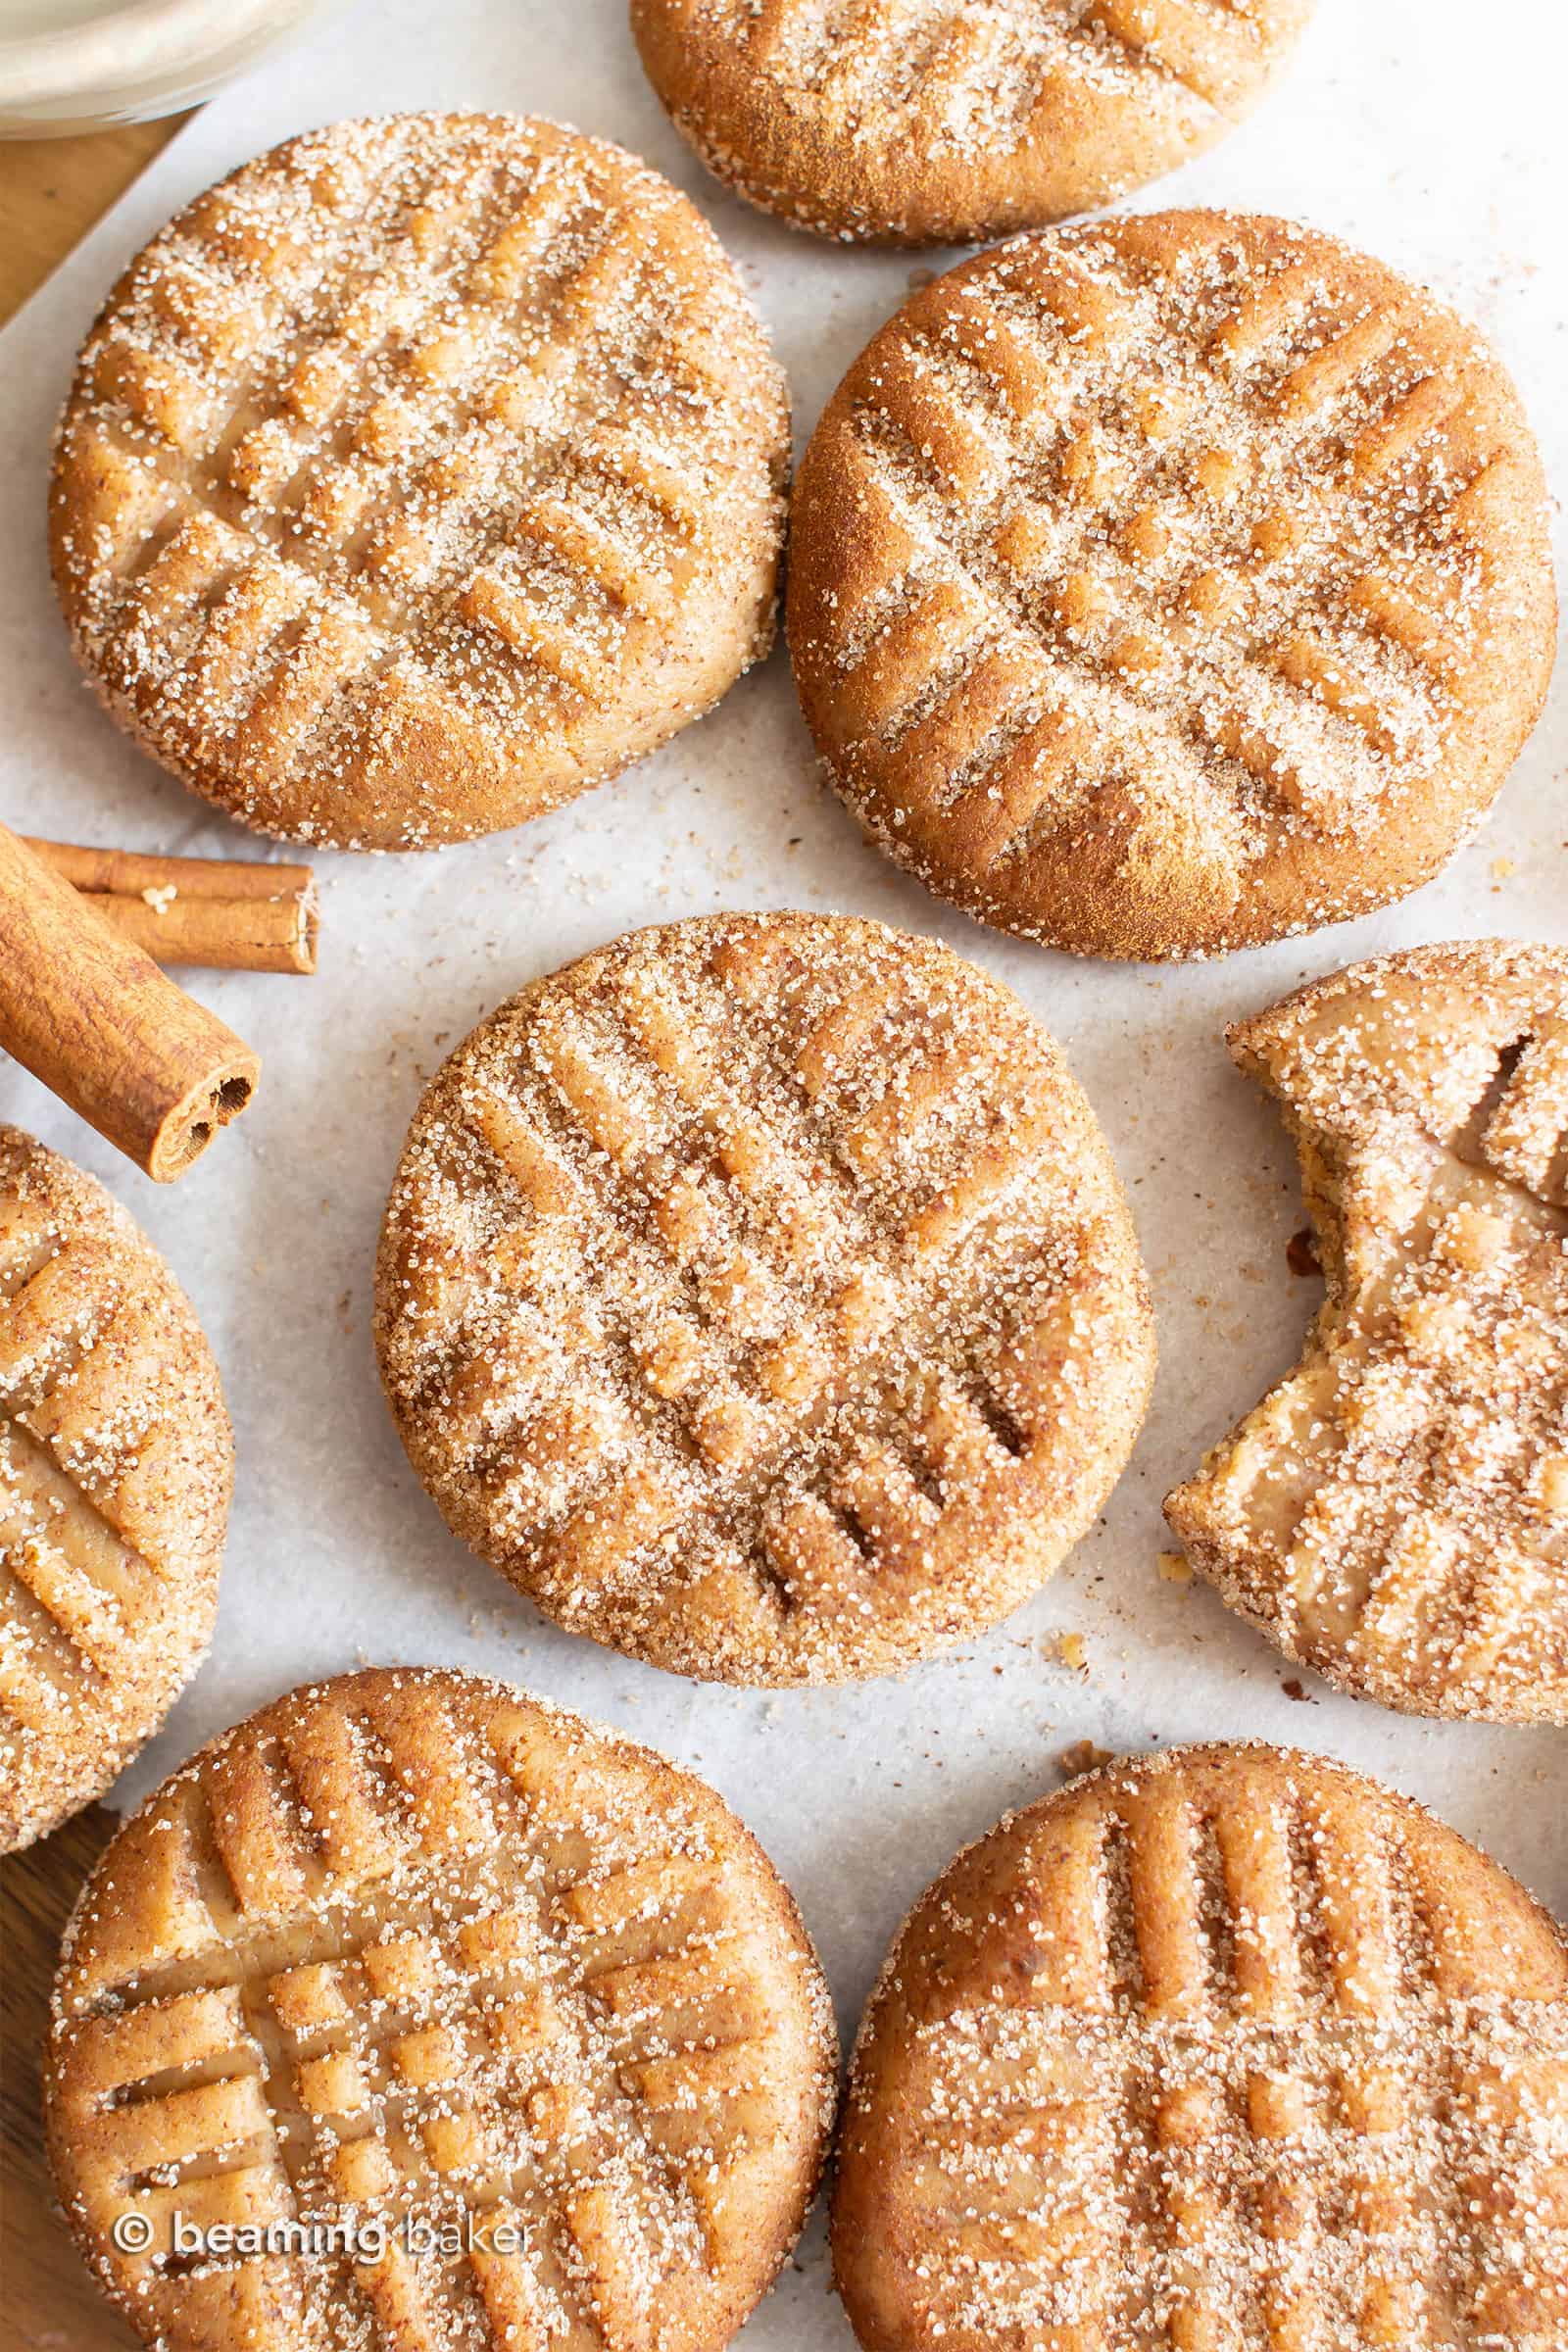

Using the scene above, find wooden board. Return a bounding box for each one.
[0,117,187,326]
[2,1808,135,2348]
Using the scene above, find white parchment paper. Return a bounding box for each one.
[2,4,1565,2337]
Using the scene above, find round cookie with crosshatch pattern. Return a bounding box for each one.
[373,912,1154,1685]
[1166,940,1568,1723]
[834,1741,1568,2352]
[631,0,1314,247]
[49,112,788,851]
[44,1667,836,2352]
[787,210,1556,959]
[0,1125,230,1854]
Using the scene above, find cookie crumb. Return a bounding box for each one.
[1286,1227,1321,1277]
[1157,1550,1193,1585]
[1057,1740,1113,1779]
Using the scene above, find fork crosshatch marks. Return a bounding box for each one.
[788,212,1555,957]
[46,1669,837,2352]
[374,913,1155,1684]
[49,113,789,850]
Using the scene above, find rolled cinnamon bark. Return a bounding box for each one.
[0,822,259,1182]
[23,838,318,974]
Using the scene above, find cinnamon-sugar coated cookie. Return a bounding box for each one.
[50,113,788,850]
[1167,941,1568,1723]
[631,0,1314,247]
[834,1742,1568,2352]
[788,211,1555,959]
[0,1126,230,1853]
[374,913,1154,1684]
[44,1668,836,2352]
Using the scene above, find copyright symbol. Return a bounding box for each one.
[112,2212,154,2254]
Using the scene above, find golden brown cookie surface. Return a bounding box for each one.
[834,1741,1568,2352]
[1166,940,1568,1722]
[632,0,1313,246]
[374,912,1154,1684]
[788,211,1555,959]
[0,1126,230,1853]
[45,1666,836,2352]
[50,113,788,850]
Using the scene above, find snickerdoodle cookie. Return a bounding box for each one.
[788,211,1555,958]
[0,1126,230,1852]
[374,912,1154,1684]
[44,1667,836,2352]
[50,113,788,850]
[835,1742,1568,2352]
[631,0,1314,247]
[1166,941,1568,1722]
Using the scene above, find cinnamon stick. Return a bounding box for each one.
[23,838,318,975]
[0,822,259,1182]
